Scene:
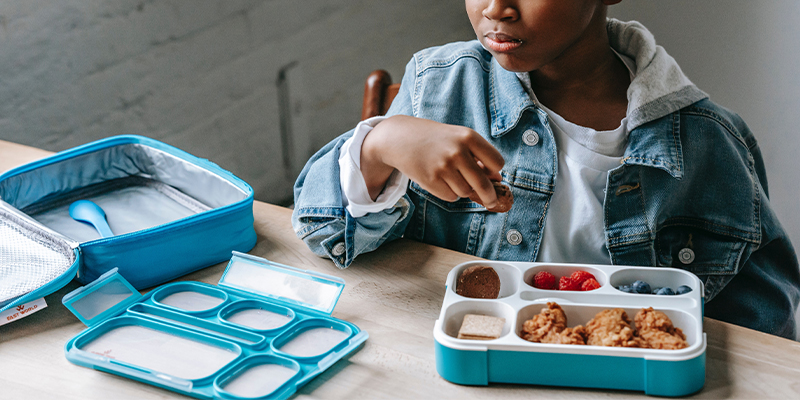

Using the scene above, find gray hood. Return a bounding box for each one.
[607,18,708,130]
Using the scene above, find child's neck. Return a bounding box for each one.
[530,37,630,131]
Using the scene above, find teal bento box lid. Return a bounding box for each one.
[0,134,257,315]
[62,252,367,400]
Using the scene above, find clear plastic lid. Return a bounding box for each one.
[219,252,345,316]
[62,268,141,326]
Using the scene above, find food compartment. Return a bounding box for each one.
[72,316,241,382]
[151,282,228,314]
[442,300,516,340]
[215,355,301,399]
[219,300,296,333]
[128,303,265,347]
[450,261,519,299]
[522,263,607,292]
[610,267,699,296]
[272,318,353,360]
[515,302,701,350]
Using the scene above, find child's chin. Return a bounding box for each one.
[494,57,536,73]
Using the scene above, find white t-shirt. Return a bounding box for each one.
[533,102,628,264]
[338,51,636,264]
[521,51,635,263]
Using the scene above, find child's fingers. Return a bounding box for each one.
[467,135,505,174]
[424,171,481,203]
[458,158,498,207]
[425,178,460,202]
[475,160,503,181]
[442,169,477,199]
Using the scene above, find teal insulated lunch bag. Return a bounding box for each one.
[0,135,257,314]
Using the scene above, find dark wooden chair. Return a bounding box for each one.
[361,70,401,120]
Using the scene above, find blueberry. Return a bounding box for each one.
[632,280,651,294]
[651,287,662,294]
[618,285,634,293]
[676,285,693,295]
[656,287,675,295]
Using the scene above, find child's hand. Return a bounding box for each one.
[360,115,505,208]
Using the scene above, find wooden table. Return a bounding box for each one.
[1,139,799,399]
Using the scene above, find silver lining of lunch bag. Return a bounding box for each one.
[0,143,248,212]
[20,176,216,242]
[0,142,245,242]
[0,205,75,306]
[21,176,212,216]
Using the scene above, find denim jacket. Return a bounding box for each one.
[293,21,800,338]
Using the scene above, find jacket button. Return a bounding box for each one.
[331,242,346,257]
[522,130,539,146]
[678,248,695,264]
[506,229,523,245]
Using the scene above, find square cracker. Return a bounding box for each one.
[458,314,505,340]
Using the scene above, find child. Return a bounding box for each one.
[292,0,800,339]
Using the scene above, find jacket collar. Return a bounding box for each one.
[622,110,684,178]
[488,58,535,138]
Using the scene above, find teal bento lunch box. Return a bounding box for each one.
[0,135,256,314]
[434,261,706,397]
[62,252,367,400]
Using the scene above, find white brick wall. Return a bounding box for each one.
[0,0,474,204]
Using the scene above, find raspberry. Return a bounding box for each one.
[558,276,581,291]
[580,278,601,291]
[570,270,596,286]
[533,271,557,290]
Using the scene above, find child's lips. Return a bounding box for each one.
[484,32,523,53]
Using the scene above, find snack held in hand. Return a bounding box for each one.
[457,314,505,340]
[472,181,514,213]
[456,265,501,299]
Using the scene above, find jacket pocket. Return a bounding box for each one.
[408,181,487,212]
[656,225,748,274]
[656,223,750,299]
[406,182,486,254]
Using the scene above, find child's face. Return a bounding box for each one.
[466,0,608,73]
